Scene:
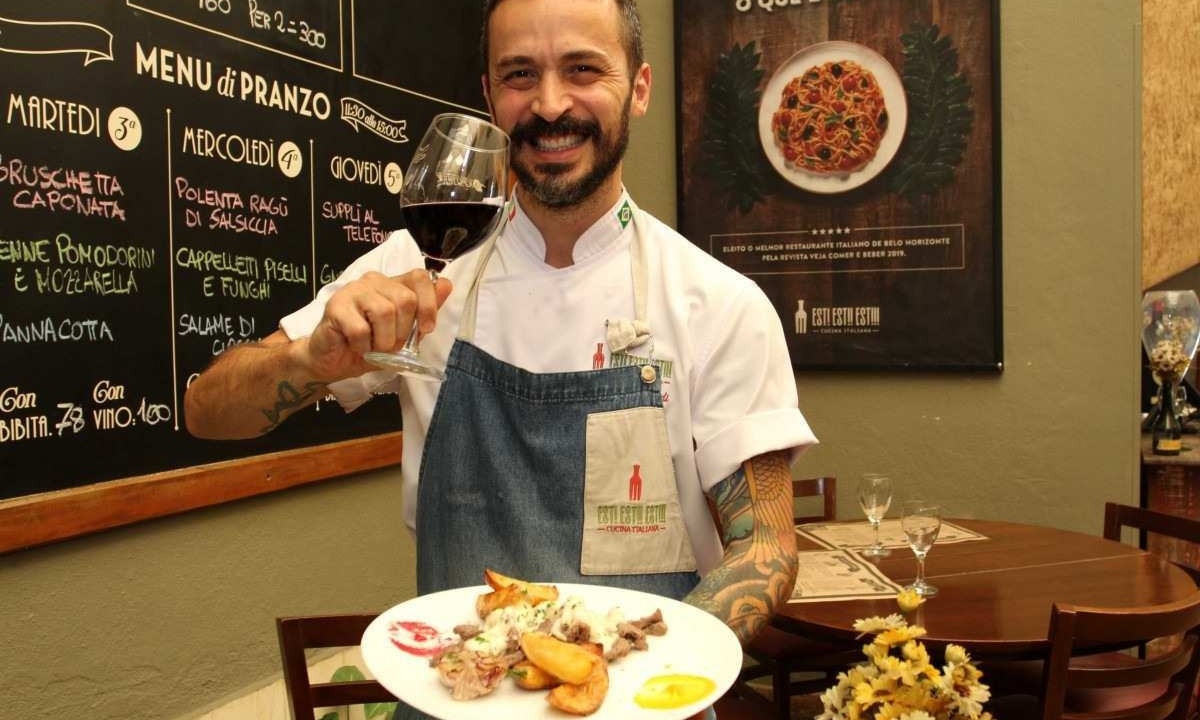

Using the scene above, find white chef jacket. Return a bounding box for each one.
[281,190,818,574]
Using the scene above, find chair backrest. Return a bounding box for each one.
[276,614,396,720]
[1039,590,1200,720]
[792,475,837,524]
[1104,502,1200,584]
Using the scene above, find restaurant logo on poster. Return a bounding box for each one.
[795,298,882,335]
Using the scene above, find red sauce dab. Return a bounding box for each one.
[388,620,451,657]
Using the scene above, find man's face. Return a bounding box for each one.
[483,0,650,209]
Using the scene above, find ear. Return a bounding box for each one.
[629,62,652,118]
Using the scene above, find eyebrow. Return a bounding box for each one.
[493,49,612,73]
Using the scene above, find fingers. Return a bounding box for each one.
[323,270,451,356]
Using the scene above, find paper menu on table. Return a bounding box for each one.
[796,519,987,551]
[788,549,905,602]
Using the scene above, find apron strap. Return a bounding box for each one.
[459,194,653,347]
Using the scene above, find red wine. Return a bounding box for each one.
[402,201,501,264]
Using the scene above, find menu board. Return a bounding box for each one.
[0,1,486,541]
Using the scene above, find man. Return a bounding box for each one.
[186,0,817,715]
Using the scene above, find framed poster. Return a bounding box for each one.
[675,0,1002,370]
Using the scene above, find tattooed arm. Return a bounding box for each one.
[183,330,330,438]
[183,270,451,439]
[683,450,799,645]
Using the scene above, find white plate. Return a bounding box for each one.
[361,583,743,720]
[757,40,908,194]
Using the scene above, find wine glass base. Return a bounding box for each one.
[860,545,892,558]
[364,350,445,381]
[906,581,938,598]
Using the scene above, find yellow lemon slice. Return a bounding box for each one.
[897,588,926,612]
[634,674,716,710]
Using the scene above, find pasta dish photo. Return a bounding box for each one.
[757,41,908,194]
[770,59,889,174]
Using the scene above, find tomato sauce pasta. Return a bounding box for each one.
[770,59,890,174]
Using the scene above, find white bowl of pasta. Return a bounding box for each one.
[758,40,908,194]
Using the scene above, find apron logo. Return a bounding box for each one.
[596,502,668,533]
[616,200,633,229]
[628,464,642,501]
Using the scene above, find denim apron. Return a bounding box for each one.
[395,202,712,720]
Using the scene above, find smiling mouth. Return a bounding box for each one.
[530,134,587,153]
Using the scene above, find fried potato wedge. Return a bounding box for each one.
[475,584,528,620]
[509,659,560,691]
[547,658,609,716]
[519,632,599,685]
[482,568,560,606]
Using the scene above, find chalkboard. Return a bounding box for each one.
[0,0,487,552]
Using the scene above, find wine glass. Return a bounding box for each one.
[901,500,942,597]
[364,113,510,380]
[857,474,893,558]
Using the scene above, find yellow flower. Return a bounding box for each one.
[897,588,927,612]
[820,616,991,720]
[874,624,927,650]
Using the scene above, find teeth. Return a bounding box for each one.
[533,134,584,152]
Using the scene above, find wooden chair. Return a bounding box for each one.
[989,503,1200,715]
[1104,502,1200,584]
[729,475,862,720]
[990,591,1200,719]
[276,614,397,720]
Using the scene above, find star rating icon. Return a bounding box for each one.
[809,227,853,236]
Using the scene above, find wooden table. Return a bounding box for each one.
[774,518,1197,660]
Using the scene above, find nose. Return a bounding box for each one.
[530,73,573,122]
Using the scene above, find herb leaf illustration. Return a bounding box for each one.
[700,41,772,213]
[889,23,974,201]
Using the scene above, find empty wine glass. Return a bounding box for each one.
[901,500,942,597]
[857,474,893,558]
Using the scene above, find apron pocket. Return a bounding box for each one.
[581,406,697,575]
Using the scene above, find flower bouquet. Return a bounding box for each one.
[817,615,993,720]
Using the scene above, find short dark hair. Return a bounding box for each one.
[480,0,645,79]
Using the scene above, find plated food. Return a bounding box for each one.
[770,59,889,174]
[360,575,742,720]
[430,569,668,715]
[757,41,907,194]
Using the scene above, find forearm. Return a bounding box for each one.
[683,450,798,645]
[183,333,327,439]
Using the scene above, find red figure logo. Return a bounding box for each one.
[592,342,605,369]
[628,464,642,501]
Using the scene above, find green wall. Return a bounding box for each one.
[0,1,1143,718]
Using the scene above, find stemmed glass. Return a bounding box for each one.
[364,113,510,380]
[857,474,893,558]
[901,501,942,597]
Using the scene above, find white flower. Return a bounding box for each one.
[853,613,907,634]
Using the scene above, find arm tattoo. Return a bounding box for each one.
[683,450,798,645]
[258,380,326,433]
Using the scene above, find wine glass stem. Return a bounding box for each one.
[915,553,927,585]
[872,520,881,548]
[399,269,440,355]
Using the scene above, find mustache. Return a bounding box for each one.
[508,115,600,146]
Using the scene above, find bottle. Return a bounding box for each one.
[1153,380,1184,455]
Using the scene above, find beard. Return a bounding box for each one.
[508,101,631,209]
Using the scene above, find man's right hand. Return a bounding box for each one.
[184,268,453,439]
[303,269,454,383]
